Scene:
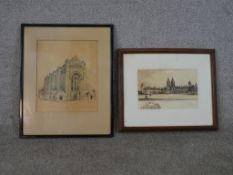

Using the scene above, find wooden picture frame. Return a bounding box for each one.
[20,24,113,137]
[118,48,218,131]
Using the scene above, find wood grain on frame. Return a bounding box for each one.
[118,48,218,132]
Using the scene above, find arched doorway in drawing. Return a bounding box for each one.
[71,72,81,100]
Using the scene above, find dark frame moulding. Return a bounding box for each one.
[20,24,114,138]
[118,48,218,132]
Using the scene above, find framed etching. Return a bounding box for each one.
[20,24,113,137]
[118,48,218,131]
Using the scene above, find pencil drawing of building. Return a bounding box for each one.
[38,56,96,101]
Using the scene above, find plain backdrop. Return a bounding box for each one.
[0,0,233,174]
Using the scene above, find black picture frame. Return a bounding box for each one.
[20,24,114,138]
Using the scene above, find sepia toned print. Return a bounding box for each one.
[138,69,198,110]
[36,40,98,112]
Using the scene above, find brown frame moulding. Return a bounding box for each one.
[118,48,218,132]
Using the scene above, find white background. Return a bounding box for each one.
[124,54,213,126]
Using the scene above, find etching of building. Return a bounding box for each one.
[38,56,96,101]
[138,77,198,95]
[166,77,176,93]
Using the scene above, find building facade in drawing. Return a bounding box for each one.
[38,56,96,101]
[138,77,198,96]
